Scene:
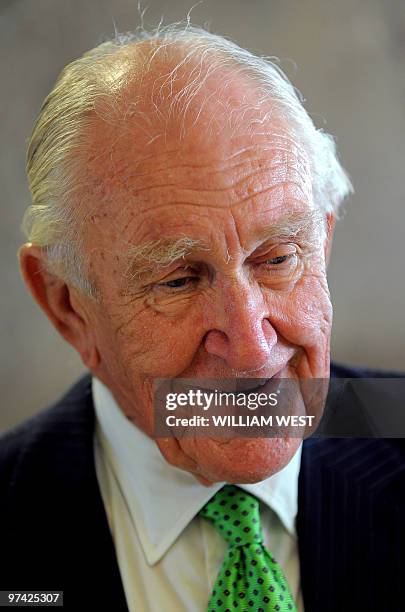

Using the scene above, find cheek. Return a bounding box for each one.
[107,298,207,378]
[265,273,333,348]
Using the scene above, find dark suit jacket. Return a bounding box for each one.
[0,364,404,612]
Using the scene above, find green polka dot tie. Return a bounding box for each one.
[199,485,298,612]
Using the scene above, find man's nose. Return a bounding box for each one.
[203,279,277,373]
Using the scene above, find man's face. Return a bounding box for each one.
[81,116,332,485]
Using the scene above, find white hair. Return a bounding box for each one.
[22,22,353,299]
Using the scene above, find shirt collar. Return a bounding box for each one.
[92,376,302,566]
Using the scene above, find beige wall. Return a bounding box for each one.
[1,0,404,431]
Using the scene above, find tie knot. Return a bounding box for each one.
[199,485,264,547]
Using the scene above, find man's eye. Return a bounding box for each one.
[165,278,190,288]
[156,276,198,290]
[265,254,291,265]
[258,250,300,281]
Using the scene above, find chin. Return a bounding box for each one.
[180,435,302,484]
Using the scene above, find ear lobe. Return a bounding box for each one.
[324,213,336,267]
[18,243,100,369]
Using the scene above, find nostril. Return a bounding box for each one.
[204,329,228,358]
[262,319,271,338]
[262,318,278,343]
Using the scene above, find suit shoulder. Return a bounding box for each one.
[303,437,405,501]
[0,373,93,486]
[331,360,405,378]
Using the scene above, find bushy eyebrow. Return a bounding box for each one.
[122,235,210,283]
[122,209,324,283]
[254,209,325,244]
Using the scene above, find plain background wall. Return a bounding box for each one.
[1,0,404,431]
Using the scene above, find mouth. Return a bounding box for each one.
[233,373,285,395]
[171,366,286,395]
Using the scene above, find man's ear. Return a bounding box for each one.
[324,213,336,268]
[18,243,100,369]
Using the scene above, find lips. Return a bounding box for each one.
[171,367,286,395]
[233,375,284,395]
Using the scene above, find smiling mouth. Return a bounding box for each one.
[171,372,284,395]
[233,375,284,395]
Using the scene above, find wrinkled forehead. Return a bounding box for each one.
[78,53,312,204]
[82,117,312,212]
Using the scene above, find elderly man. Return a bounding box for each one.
[1,25,404,612]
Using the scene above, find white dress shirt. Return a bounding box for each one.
[92,376,304,612]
